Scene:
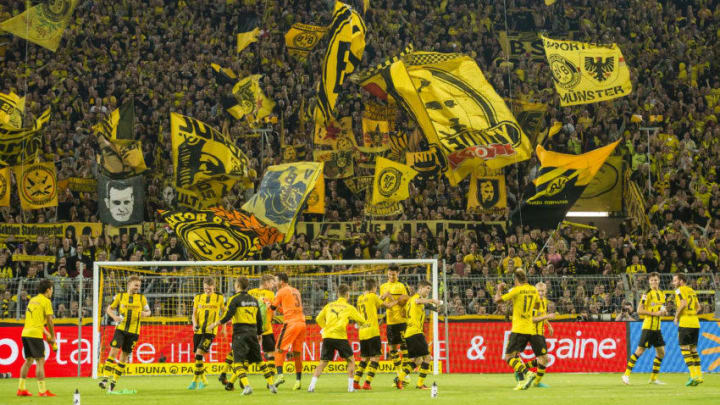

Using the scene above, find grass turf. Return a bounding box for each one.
[2,373,720,405]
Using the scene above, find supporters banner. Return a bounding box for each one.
[0,0,78,52]
[304,171,325,214]
[285,23,327,61]
[170,112,252,190]
[541,35,632,106]
[0,166,10,207]
[11,254,56,263]
[344,175,373,195]
[629,321,720,373]
[362,116,389,148]
[314,1,366,126]
[512,141,619,229]
[242,162,322,242]
[97,174,145,227]
[295,219,505,240]
[571,156,623,212]
[0,91,25,129]
[93,100,134,143]
[496,31,545,65]
[364,198,403,217]
[467,174,506,215]
[313,116,355,149]
[405,146,447,178]
[0,222,102,242]
[176,179,234,211]
[372,157,417,204]
[313,150,354,179]
[96,136,147,178]
[0,108,50,165]
[58,177,97,194]
[13,162,58,210]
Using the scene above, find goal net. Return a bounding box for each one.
[92,259,440,379]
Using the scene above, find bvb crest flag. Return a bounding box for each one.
[512,140,620,229]
[467,174,506,215]
[93,100,135,143]
[313,1,366,126]
[226,75,275,122]
[304,171,325,214]
[285,23,327,61]
[13,162,58,210]
[0,108,51,166]
[0,0,78,52]
[313,149,354,179]
[242,162,323,242]
[361,116,389,148]
[541,35,632,106]
[0,92,25,129]
[0,167,10,207]
[371,157,417,204]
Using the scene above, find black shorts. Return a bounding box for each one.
[232,332,262,364]
[360,336,382,358]
[320,338,353,361]
[110,329,139,354]
[261,334,276,354]
[193,333,215,353]
[505,333,547,356]
[386,323,407,346]
[678,327,700,346]
[405,333,430,358]
[638,329,665,348]
[22,337,44,359]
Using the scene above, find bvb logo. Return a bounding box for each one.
[546,176,569,196]
[21,164,56,205]
[548,54,581,90]
[293,32,320,49]
[184,221,252,261]
[378,167,402,197]
[40,0,71,23]
[306,188,319,207]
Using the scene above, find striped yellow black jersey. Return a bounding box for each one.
[110,293,149,335]
[219,291,263,334]
[640,289,665,331]
[380,281,408,325]
[316,297,366,340]
[248,288,275,335]
[193,292,225,335]
[674,285,700,328]
[532,297,548,336]
[501,284,538,335]
[21,294,53,338]
[356,292,383,340]
[404,294,426,338]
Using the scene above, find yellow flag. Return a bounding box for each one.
[228,74,275,122]
[314,116,355,149]
[96,136,147,177]
[468,174,506,214]
[304,171,325,214]
[371,157,418,204]
[0,167,10,207]
[0,92,25,129]
[314,1,366,126]
[285,23,327,61]
[313,149,354,179]
[0,0,78,52]
[237,27,260,53]
[545,0,557,5]
[541,35,632,106]
[0,108,51,166]
[92,100,134,143]
[14,162,58,210]
[242,162,323,242]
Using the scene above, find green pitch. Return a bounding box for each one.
[2,374,719,405]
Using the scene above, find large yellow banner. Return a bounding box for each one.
[13,162,58,210]
[541,35,632,106]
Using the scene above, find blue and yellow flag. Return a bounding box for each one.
[242,162,323,242]
[0,0,79,52]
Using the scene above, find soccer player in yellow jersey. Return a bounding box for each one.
[188,277,225,390]
[528,281,555,388]
[494,269,539,391]
[209,277,276,395]
[623,272,667,385]
[100,275,150,392]
[308,284,367,393]
[17,280,56,397]
[353,278,385,390]
[379,266,410,383]
[395,280,440,390]
[673,273,703,386]
[248,274,278,382]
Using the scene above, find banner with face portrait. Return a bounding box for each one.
[97,174,145,226]
[467,174,507,215]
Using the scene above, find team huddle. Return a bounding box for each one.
[15,268,705,397]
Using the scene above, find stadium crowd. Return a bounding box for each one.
[0,0,719,319]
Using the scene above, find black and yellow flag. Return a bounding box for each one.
[0,92,25,129]
[236,11,260,53]
[313,149,354,179]
[512,140,620,229]
[175,179,236,211]
[211,63,238,85]
[362,104,390,147]
[371,157,418,204]
[313,1,366,126]
[96,136,147,178]
[285,23,327,61]
[541,35,632,106]
[93,100,135,143]
[0,167,10,207]
[237,27,260,53]
[13,162,58,210]
[304,171,325,214]
[225,74,275,122]
[314,116,355,149]
[0,108,50,165]
[0,0,78,52]
[241,162,323,242]
[505,98,548,143]
[468,174,506,215]
[571,156,623,212]
[405,145,447,177]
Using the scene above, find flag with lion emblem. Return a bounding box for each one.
[371,157,418,204]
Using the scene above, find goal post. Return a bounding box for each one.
[92,259,440,379]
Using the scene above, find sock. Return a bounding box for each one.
[113,361,126,383]
[223,352,233,375]
[275,351,286,377]
[390,349,400,374]
[309,376,318,390]
[417,362,430,387]
[650,356,662,381]
[354,361,367,383]
[259,362,274,385]
[400,345,412,377]
[37,380,46,394]
[233,363,249,388]
[535,364,546,384]
[194,354,204,382]
[508,357,527,379]
[265,354,276,376]
[294,356,303,380]
[348,377,354,391]
[692,349,702,378]
[364,361,378,385]
[103,356,117,378]
[18,378,26,391]
[625,353,639,376]
[681,348,694,378]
